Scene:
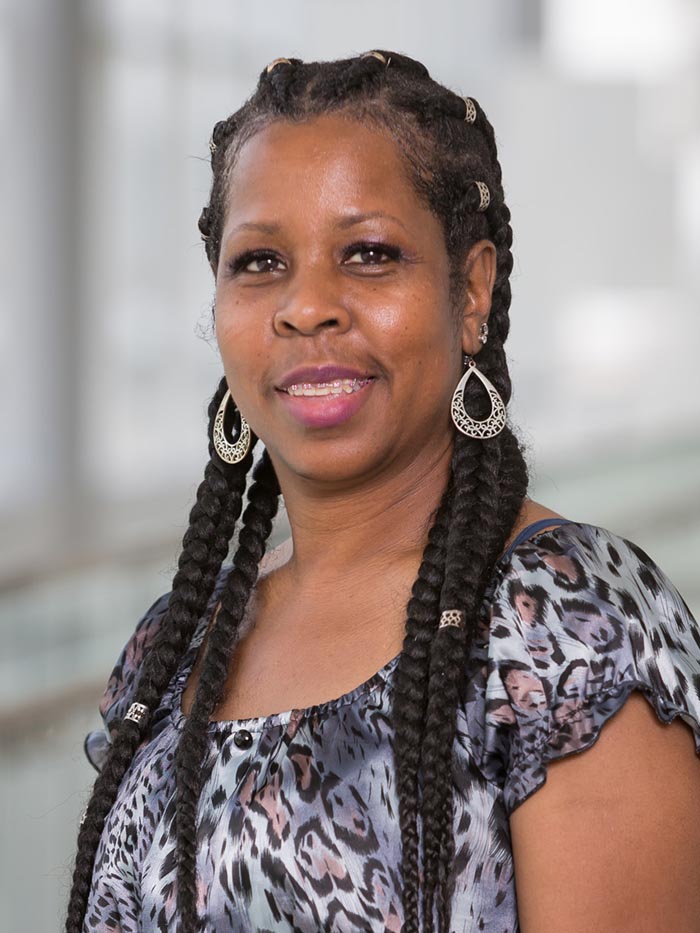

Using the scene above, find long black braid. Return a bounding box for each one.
[65,50,530,933]
[175,448,281,930]
[64,378,257,931]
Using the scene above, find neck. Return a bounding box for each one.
[269,437,454,587]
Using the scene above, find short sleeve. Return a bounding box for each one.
[479,523,700,816]
[83,589,171,773]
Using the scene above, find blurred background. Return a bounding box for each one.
[1,0,699,928]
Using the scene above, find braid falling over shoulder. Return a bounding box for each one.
[63,381,256,933]
[175,449,280,930]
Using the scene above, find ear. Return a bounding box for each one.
[457,239,497,355]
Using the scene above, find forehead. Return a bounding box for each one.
[223,114,429,224]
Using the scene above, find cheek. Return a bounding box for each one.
[380,292,456,370]
[214,311,238,356]
[214,297,262,362]
[370,275,446,331]
[390,295,461,399]
[213,308,265,406]
[214,288,241,345]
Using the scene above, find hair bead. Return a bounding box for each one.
[209,119,229,153]
[265,57,292,73]
[360,50,391,66]
[474,180,490,212]
[124,702,149,728]
[438,609,465,629]
[463,97,477,123]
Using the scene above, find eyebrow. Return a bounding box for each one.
[229,211,410,236]
[337,211,410,233]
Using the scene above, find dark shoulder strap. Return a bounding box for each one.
[501,517,575,562]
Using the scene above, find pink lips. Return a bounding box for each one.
[276,365,372,389]
[276,376,376,429]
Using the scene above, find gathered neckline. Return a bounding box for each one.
[164,518,582,734]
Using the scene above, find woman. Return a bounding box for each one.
[68,51,700,932]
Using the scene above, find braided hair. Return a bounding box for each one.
[65,50,529,933]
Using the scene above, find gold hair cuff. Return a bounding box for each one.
[266,57,292,73]
[463,97,477,123]
[439,609,465,629]
[360,51,391,66]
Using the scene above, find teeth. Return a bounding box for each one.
[285,378,370,398]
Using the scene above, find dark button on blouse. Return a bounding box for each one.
[233,729,253,749]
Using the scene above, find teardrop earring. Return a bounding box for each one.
[450,354,506,439]
[212,389,251,464]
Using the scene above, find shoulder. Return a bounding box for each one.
[84,566,232,771]
[491,519,695,651]
[97,563,237,728]
[94,539,293,730]
[83,586,174,772]
[476,520,700,814]
[96,587,172,731]
[495,523,700,930]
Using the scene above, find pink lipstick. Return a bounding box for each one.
[275,370,376,429]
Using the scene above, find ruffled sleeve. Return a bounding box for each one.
[83,589,171,773]
[477,522,700,816]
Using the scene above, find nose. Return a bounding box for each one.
[273,266,352,337]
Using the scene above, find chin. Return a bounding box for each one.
[266,439,392,489]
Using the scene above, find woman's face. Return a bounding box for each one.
[214,113,493,488]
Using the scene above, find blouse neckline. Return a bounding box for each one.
[163,518,579,734]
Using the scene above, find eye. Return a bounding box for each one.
[228,250,286,276]
[343,241,403,267]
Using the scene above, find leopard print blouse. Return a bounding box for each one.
[82,520,700,931]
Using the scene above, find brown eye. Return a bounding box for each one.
[243,254,285,274]
[228,250,286,276]
[346,247,387,264]
[343,241,402,266]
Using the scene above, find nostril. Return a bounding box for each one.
[273,305,348,336]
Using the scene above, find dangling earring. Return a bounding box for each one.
[450,350,506,439]
[212,389,251,464]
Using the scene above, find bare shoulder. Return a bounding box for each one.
[511,690,700,932]
[517,497,566,526]
[502,497,567,555]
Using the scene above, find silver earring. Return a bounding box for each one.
[450,354,506,439]
[212,389,251,464]
[478,322,489,345]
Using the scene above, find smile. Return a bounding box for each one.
[276,377,376,428]
[283,377,373,397]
